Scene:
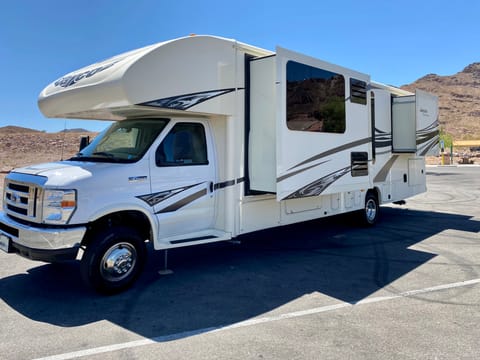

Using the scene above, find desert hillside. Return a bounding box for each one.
[0,126,96,194]
[0,126,95,172]
[402,62,480,140]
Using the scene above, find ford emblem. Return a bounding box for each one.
[11,192,19,204]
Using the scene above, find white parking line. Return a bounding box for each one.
[35,278,480,360]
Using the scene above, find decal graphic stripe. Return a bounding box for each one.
[418,119,440,132]
[139,88,240,110]
[416,118,439,155]
[139,178,242,212]
[373,155,399,183]
[214,180,235,190]
[374,127,388,134]
[214,178,245,190]
[418,137,439,156]
[277,161,329,183]
[376,149,392,156]
[156,189,207,214]
[375,140,392,148]
[374,128,392,149]
[137,183,200,207]
[277,138,370,185]
[287,137,371,172]
[416,130,438,145]
[283,166,351,200]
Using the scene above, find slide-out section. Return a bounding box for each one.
[249,47,371,201]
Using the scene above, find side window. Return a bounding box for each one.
[156,123,208,166]
[286,60,346,133]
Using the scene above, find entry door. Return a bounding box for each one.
[149,120,216,240]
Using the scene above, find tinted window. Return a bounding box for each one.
[286,61,345,133]
[156,123,208,166]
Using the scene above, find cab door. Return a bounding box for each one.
[148,120,216,242]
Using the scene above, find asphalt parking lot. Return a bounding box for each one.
[0,166,479,360]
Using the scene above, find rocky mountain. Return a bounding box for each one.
[402,63,480,140]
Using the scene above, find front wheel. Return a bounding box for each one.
[360,192,379,226]
[80,226,147,294]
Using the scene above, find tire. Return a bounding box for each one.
[80,226,147,294]
[361,192,380,226]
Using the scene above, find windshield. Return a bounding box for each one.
[69,118,169,163]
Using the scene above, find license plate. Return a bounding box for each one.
[0,234,11,253]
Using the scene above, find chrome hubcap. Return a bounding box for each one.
[365,199,377,222]
[101,242,137,282]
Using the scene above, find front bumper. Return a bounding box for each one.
[0,211,86,262]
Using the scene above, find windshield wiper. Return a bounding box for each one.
[67,155,125,163]
[92,151,115,158]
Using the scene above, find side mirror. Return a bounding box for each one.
[79,136,90,151]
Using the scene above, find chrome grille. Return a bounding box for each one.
[4,179,41,222]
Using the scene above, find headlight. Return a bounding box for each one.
[42,189,77,225]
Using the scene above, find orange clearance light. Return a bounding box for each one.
[61,200,76,208]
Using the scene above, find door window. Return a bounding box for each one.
[156,123,208,166]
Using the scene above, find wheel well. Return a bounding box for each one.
[82,211,152,247]
[368,187,381,203]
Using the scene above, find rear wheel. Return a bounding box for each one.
[80,226,147,294]
[361,192,379,226]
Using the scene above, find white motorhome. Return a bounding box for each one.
[0,35,438,293]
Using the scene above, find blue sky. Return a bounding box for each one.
[1,0,478,132]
